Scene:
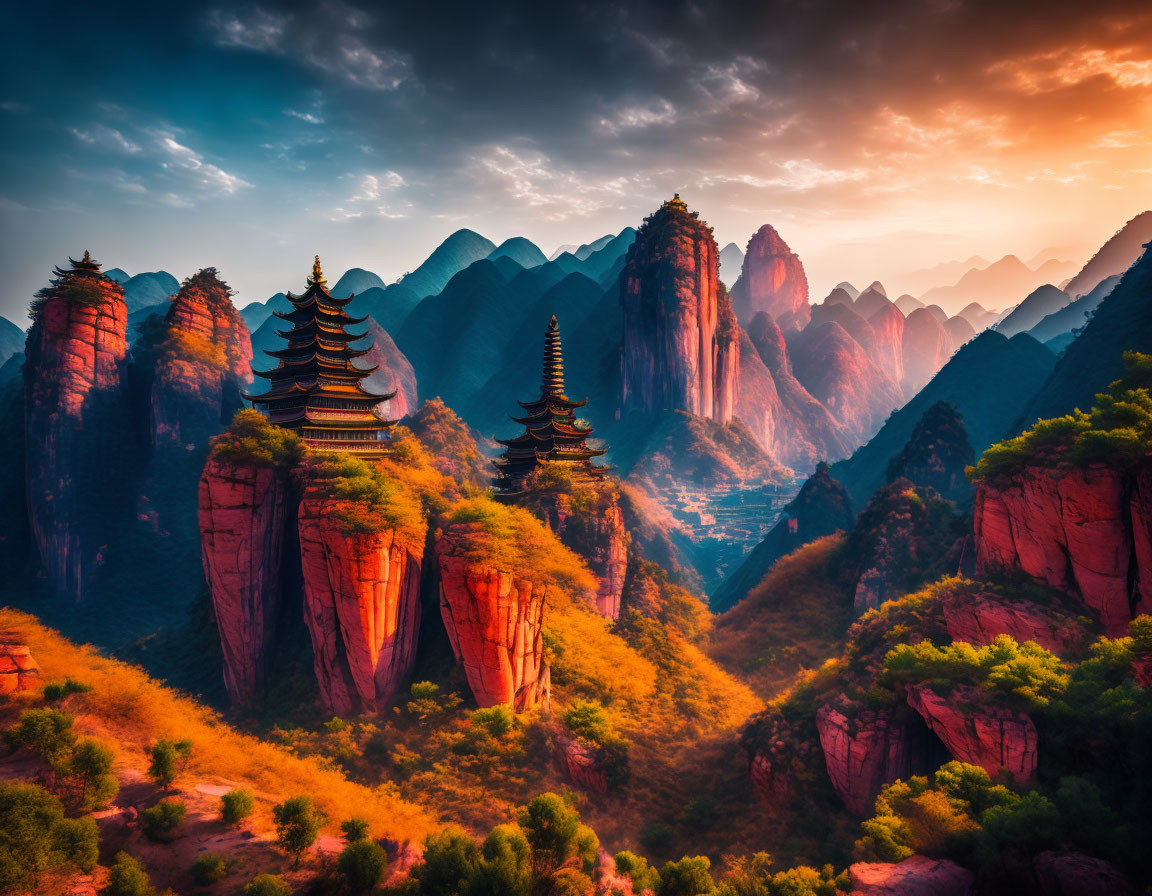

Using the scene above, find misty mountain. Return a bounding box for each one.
[918,254,1075,316]
[719,242,744,288]
[488,237,547,269]
[1027,274,1121,350]
[0,315,23,367]
[830,330,1056,508]
[1062,210,1152,298]
[331,267,386,297]
[398,228,497,299]
[899,255,989,298]
[121,271,179,315]
[993,284,1070,337]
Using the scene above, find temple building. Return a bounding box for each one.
[493,315,608,493]
[246,256,394,451]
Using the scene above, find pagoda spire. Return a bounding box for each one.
[308,254,327,288]
[542,315,565,398]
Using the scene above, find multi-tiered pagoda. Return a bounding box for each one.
[245,256,394,452]
[493,315,608,493]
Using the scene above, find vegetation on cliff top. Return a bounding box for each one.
[209,409,305,469]
[29,274,119,322]
[970,350,1152,481]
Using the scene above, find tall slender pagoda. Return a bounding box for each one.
[493,315,608,493]
[245,256,394,452]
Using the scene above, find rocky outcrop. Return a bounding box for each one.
[940,590,1087,656]
[901,308,952,398]
[24,253,128,598]
[975,464,1151,636]
[297,485,425,715]
[150,269,252,449]
[620,195,738,424]
[748,749,797,806]
[0,638,41,694]
[436,525,549,710]
[552,730,608,794]
[906,683,1037,782]
[848,855,974,896]
[816,702,917,817]
[729,224,810,331]
[868,303,905,385]
[359,319,418,421]
[1031,852,1137,896]
[198,456,292,706]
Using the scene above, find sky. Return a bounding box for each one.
[2,0,1150,324]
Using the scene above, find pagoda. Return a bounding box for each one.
[493,315,608,493]
[245,256,394,452]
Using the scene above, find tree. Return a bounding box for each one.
[273,795,327,867]
[221,788,255,826]
[5,708,75,771]
[615,851,660,894]
[139,799,186,842]
[412,825,480,896]
[147,739,192,790]
[191,853,230,885]
[339,839,388,894]
[70,738,118,809]
[0,781,98,889]
[241,873,293,896]
[658,856,715,896]
[341,816,371,842]
[103,851,157,896]
[468,824,532,896]
[518,793,597,879]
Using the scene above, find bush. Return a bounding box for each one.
[0,782,98,889]
[139,799,186,841]
[1131,614,1152,653]
[339,839,388,893]
[103,851,157,896]
[716,854,851,896]
[69,738,118,809]
[658,855,715,896]
[341,816,371,842]
[241,873,293,896]
[518,793,598,877]
[5,708,76,768]
[470,705,515,737]
[221,787,255,826]
[615,851,660,894]
[405,681,462,720]
[273,795,327,867]
[43,677,92,703]
[412,825,480,894]
[147,738,192,789]
[211,408,305,468]
[191,852,230,884]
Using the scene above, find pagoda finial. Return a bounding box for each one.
[542,314,565,398]
[82,250,91,263]
[309,254,327,287]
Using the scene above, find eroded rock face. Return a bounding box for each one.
[0,638,41,694]
[552,730,608,794]
[901,307,953,398]
[1031,852,1137,896]
[436,525,549,709]
[730,224,810,331]
[816,703,915,817]
[620,196,738,424]
[198,456,292,706]
[359,318,418,421]
[940,590,1087,656]
[975,464,1150,635]
[298,487,425,715]
[749,750,796,806]
[906,683,1037,782]
[151,269,252,448]
[24,255,127,598]
[848,855,975,896]
[868,303,905,385]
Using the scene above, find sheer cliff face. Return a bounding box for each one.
[297,486,425,715]
[24,259,128,598]
[151,269,253,448]
[198,456,293,706]
[620,197,738,424]
[436,524,549,710]
[731,224,811,331]
[975,464,1152,635]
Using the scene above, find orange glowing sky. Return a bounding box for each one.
[1,2,1150,318]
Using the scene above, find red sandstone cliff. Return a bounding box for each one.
[297,483,425,714]
[816,702,922,817]
[0,637,41,695]
[868,303,905,385]
[975,464,1152,636]
[906,683,1037,783]
[198,456,292,706]
[848,855,975,896]
[150,268,253,448]
[359,319,418,421]
[552,730,609,794]
[24,253,127,598]
[730,224,810,331]
[620,195,738,424]
[436,524,550,709]
[940,589,1087,656]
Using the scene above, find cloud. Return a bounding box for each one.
[348,171,405,200]
[702,160,868,192]
[598,98,678,134]
[208,7,289,52]
[0,101,29,113]
[988,45,1152,93]
[71,124,141,154]
[153,133,252,195]
[284,108,324,124]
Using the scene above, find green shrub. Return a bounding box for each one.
[139,798,186,841]
[241,873,293,896]
[470,705,515,737]
[273,795,327,867]
[147,738,192,789]
[405,680,462,720]
[0,782,98,889]
[221,788,254,826]
[103,851,157,896]
[190,852,230,884]
[69,738,118,809]
[518,793,598,877]
[338,839,388,893]
[42,677,92,703]
[640,822,674,852]
[341,816,371,842]
[1130,614,1152,653]
[615,851,660,894]
[211,409,305,468]
[5,708,75,768]
[412,825,480,894]
[658,855,715,896]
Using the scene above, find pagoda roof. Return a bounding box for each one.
[274,302,368,326]
[266,341,372,361]
[518,394,587,412]
[245,380,395,404]
[252,354,379,379]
